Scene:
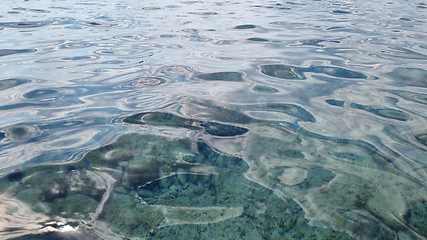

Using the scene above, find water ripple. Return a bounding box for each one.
[1,0,427,239]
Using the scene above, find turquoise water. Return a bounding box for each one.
[1,0,427,239]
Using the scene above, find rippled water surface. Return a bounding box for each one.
[1,0,427,239]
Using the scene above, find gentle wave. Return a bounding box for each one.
[1,0,427,239]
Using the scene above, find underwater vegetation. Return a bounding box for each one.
[1,100,427,240]
[1,132,353,240]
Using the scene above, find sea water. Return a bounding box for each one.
[1,0,427,239]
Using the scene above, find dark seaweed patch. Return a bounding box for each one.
[0,103,42,111]
[188,11,217,15]
[159,34,176,38]
[325,99,345,107]
[0,49,36,57]
[375,108,412,121]
[123,112,160,124]
[247,37,269,42]
[63,55,94,61]
[266,103,316,122]
[331,10,351,14]
[261,64,367,80]
[326,26,345,31]
[124,111,250,137]
[197,72,244,82]
[12,7,50,13]
[201,122,248,137]
[350,103,412,121]
[86,22,102,26]
[260,65,305,80]
[332,152,365,161]
[278,149,304,158]
[234,24,256,29]
[387,67,427,88]
[252,84,279,93]
[385,90,427,105]
[123,112,201,129]
[309,66,367,79]
[201,104,254,124]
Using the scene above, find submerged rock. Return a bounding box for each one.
[158,177,171,188]
[111,166,123,181]
[138,189,153,198]
[177,168,187,184]
[158,168,172,188]
[114,186,128,194]
[404,200,427,237]
[169,184,180,196]
[188,173,198,183]
[43,178,69,202]
[7,169,24,182]
[193,183,205,195]
[121,172,130,190]
[278,168,307,186]
[126,155,159,188]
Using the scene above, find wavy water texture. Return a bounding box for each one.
[1,0,427,239]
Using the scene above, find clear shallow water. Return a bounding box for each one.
[1,0,427,239]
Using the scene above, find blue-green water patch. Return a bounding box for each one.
[201,122,249,137]
[387,67,427,88]
[251,84,279,93]
[0,78,30,91]
[260,64,367,80]
[385,90,427,105]
[197,72,244,82]
[350,103,412,121]
[0,49,36,57]
[260,65,305,80]
[247,37,269,42]
[234,24,257,29]
[123,112,249,137]
[0,21,47,28]
[331,10,352,14]
[23,89,58,99]
[325,99,345,107]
